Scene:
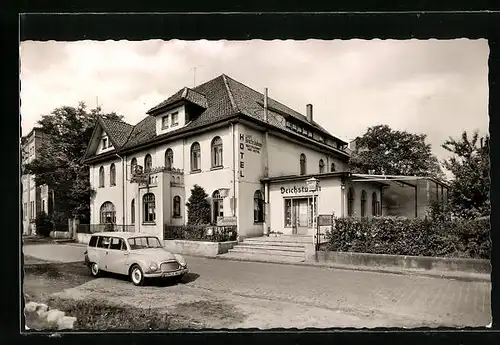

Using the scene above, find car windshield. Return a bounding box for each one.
[127,237,163,250]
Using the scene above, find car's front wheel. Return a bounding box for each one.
[130,265,145,286]
[90,263,101,278]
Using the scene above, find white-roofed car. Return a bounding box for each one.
[83,232,188,286]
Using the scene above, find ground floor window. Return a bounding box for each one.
[143,193,156,223]
[173,196,181,217]
[131,199,135,224]
[372,192,380,216]
[212,190,224,224]
[100,201,116,224]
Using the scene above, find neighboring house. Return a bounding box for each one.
[21,128,53,235]
[81,74,437,241]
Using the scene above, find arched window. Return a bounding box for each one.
[347,187,355,217]
[165,149,174,170]
[173,196,181,217]
[144,154,152,173]
[131,199,135,224]
[143,193,156,223]
[372,192,379,216]
[211,136,223,168]
[110,163,116,186]
[212,190,223,224]
[130,157,137,175]
[331,162,336,172]
[300,153,307,175]
[99,166,105,187]
[191,142,201,171]
[319,159,325,173]
[361,190,367,217]
[100,201,116,224]
[253,190,264,223]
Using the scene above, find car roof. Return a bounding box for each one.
[90,232,159,239]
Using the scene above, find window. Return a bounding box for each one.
[319,159,325,173]
[253,190,264,223]
[144,154,152,173]
[99,166,105,187]
[284,199,292,227]
[300,153,307,175]
[130,157,137,175]
[212,190,223,223]
[372,192,379,216]
[143,193,156,223]
[23,203,27,220]
[171,112,179,126]
[347,187,355,217]
[109,237,126,250]
[100,202,116,224]
[211,136,223,168]
[331,162,336,172]
[361,190,367,218]
[97,236,111,249]
[42,200,45,213]
[110,163,116,186]
[161,115,169,129]
[128,237,162,250]
[173,196,181,217]
[191,142,201,171]
[102,138,108,149]
[131,199,135,224]
[30,201,35,219]
[89,236,98,247]
[165,149,174,170]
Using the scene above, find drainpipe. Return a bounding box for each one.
[263,88,270,235]
[231,122,236,217]
[115,153,126,231]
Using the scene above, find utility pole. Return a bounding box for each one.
[193,67,196,87]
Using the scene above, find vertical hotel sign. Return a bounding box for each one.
[239,133,262,178]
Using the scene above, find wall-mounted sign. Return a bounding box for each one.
[238,133,263,179]
[217,216,237,226]
[244,134,262,154]
[280,185,322,194]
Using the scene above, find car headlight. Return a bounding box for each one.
[148,262,158,272]
[174,254,187,267]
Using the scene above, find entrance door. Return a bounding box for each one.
[292,198,309,235]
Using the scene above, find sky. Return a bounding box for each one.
[20,39,489,167]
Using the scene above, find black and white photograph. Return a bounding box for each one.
[20,37,491,330]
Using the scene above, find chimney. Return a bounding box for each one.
[264,88,269,122]
[306,104,313,123]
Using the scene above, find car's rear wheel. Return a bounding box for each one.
[130,265,145,286]
[90,263,101,278]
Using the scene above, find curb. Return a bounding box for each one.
[213,255,491,283]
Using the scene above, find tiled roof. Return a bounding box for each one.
[86,74,346,159]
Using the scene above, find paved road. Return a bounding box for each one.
[23,244,491,328]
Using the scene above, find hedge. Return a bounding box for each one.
[164,225,237,242]
[323,216,491,259]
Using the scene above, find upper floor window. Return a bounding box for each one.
[130,157,137,175]
[99,166,105,187]
[110,163,116,186]
[361,190,367,218]
[165,149,174,170]
[144,154,152,173]
[173,196,181,217]
[347,187,355,217]
[211,136,223,168]
[300,153,307,175]
[161,115,169,129]
[171,112,179,127]
[331,162,336,172]
[143,193,156,223]
[191,142,201,172]
[319,159,325,173]
[253,190,264,223]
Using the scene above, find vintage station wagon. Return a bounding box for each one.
[84,232,188,286]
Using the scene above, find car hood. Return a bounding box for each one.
[131,248,177,262]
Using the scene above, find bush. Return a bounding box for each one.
[164,225,237,242]
[35,212,53,237]
[324,216,490,259]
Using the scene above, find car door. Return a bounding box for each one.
[95,236,111,270]
[106,237,130,275]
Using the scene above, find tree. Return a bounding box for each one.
[185,184,211,225]
[23,102,123,224]
[349,125,443,177]
[442,131,490,219]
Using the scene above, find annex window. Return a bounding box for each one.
[361,190,367,218]
[131,199,135,224]
[300,153,307,175]
[143,193,156,223]
[347,187,355,217]
[211,136,223,168]
[161,115,169,129]
[130,157,137,175]
[165,148,174,170]
[372,192,380,216]
[144,154,152,173]
[253,190,264,223]
[191,142,201,172]
[100,201,116,224]
[99,166,105,187]
[110,163,116,186]
[331,162,336,172]
[173,196,181,217]
[319,159,325,173]
[171,112,179,127]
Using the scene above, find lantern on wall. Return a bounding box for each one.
[306,177,319,192]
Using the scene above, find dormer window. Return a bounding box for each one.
[171,112,179,127]
[161,115,169,129]
[102,138,108,149]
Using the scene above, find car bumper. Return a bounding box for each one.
[144,267,188,278]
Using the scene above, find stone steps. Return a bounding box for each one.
[238,242,306,250]
[228,247,305,258]
[218,252,306,264]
